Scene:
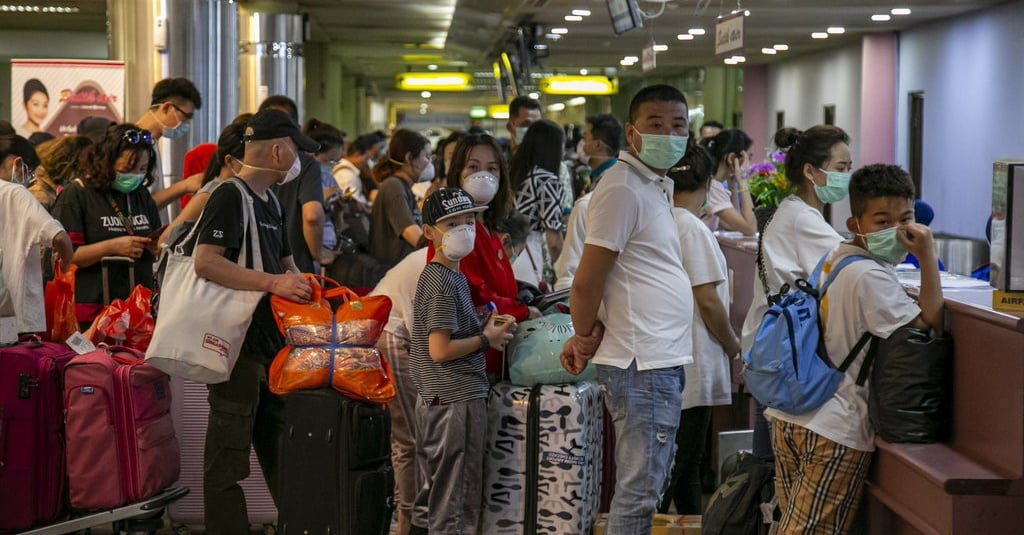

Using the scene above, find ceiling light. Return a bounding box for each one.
[427,64,438,70]
[653,44,668,52]
[394,72,473,91]
[545,33,561,40]
[677,34,694,41]
[487,105,509,119]
[539,75,619,95]
[872,14,891,22]
[827,27,845,34]
[620,59,635,66]
[579,68,589,75]
[891,8,912,16]
[761,48,777,55]
[732,56,746,63]
[469,106,488,119]
[567,97,587,106]
[420,91,431,98]
[724,58,738,65]
[572,9,591,17]
[688,28,706,36]
[551,27,569,35]
[565,15,583,22]
[528,92,540,99]
[548,103,566,112]
[773,44,789,51]
[812,32,829,39]
[623,55,639,63]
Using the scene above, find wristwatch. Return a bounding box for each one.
[477,333,490,350]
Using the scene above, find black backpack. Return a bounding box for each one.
[704,453,776,535]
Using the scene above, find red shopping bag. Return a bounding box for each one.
[44,260,78,343]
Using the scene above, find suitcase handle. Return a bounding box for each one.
[101,256,136,305]
[100,345,147,366]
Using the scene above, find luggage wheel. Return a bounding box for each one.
[172,524,191,535]
[262,523,277,535]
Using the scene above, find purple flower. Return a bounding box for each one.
[750,162,776,175]
[770,150,786,165]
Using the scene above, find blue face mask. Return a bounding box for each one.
[112,172,144,194]
[514,126,529,145]
[858,225,908,264]
[814,169,852,204]
[162,121,190,140]
[635,133,688,170]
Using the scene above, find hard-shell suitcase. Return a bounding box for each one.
[482,381,603,535]
[167,378,279,532]
[63,346,179,510]
[278,389,393,535]
[0,339,76,530]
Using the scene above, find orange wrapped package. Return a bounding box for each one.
[269,275,394,402]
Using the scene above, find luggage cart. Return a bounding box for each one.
[19,487,189,535]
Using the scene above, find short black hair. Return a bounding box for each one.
[668,141,714,193]
[493,209,531,248]
[258,95,299,122]
[849,164,916,217]
[302,118,345,154]
[509,119,564,191]
[349,133,382,155]
[586,114,623,154]
[0,120,15,136]
[0,134,40,168]
[701,120,724,130]
[628,84,688,124]
[509,96,541,119]
[700,129,753,171]
[151,77,202,109]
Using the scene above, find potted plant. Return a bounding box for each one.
[747,150,793,231]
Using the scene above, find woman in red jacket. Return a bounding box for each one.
[429,133,541,374]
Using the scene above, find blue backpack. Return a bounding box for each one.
[742,253,874,414]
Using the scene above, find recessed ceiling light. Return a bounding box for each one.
[565,15,583,22]
[688,28,706,36]
[773,44,789,51]
[761,48,777,55]
[421,91,432,99]
[812,32,829,39]
[653,44,668,52]
[548,103,566,112]
[872,14,892,22]
[732,56,746,63]
[567,97,587,106]
[827,27,845,34]
[677,33,695,41]
[528,92,540,99]
[579,68,589,75]
[891,8,912,16]
[545,33,561,40]
[572,9,591,17]
[427,64,438,70]
[551,27,569,35]
[724,58,738,65]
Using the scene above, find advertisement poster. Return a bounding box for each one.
[10,59,125,138]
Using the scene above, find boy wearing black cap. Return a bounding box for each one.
[192,108,316,535]
[408,188,515,535]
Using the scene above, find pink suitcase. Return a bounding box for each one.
[167,378,278,533]
[0,338,76,530]
[63,346,180,510]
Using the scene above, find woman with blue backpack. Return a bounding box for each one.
[739,126,853,459]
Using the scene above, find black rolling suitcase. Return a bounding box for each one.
[278,389,394,535]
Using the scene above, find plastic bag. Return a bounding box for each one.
[508,313,597,385]
[44,260,78,343]
[268,275,394,402]
[84,285,155,351]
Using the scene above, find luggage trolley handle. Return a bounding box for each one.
[101,256,135,305]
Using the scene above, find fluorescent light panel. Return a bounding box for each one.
[891,8,912,16]
[872,14,892,22]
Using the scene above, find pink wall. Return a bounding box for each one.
[859,32,897,165]
[742,64,769,158]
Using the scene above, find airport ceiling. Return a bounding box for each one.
[0,0,1008,96]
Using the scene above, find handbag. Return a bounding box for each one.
[864,327,952,443]
[145,178,266,384]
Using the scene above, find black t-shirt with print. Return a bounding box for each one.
[192,178,292,364]
[271,153,323,274]
[51,182,162,322]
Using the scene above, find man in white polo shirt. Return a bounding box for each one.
[561,84,693,535]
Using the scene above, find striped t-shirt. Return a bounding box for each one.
[409,261,488,404]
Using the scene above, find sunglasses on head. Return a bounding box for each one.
[123,129,154,145]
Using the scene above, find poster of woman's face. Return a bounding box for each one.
[10,60,125,139]
[21,78,50,134]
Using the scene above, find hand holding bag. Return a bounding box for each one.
[145,179,266,384]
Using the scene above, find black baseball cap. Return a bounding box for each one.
[243,109,319,152]
[422,187,487,226]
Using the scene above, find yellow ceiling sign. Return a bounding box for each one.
[539,75,618,95]
[395,72,472,91]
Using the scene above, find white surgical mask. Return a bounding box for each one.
[416,161,435,183]
[437,223,475,261]
[280,151,302,184]
[461,170,499,206]
[514,126,529,145]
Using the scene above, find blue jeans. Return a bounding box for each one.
[597,361,685,535]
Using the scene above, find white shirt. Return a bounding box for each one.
[766,243,921,451]
[674,207,732,409]
[584,152,693,370]
[369,247,428,339]
[740,195,843,354]
[554,192,592,291]
[331,158,369,208]
[0,181,66,333]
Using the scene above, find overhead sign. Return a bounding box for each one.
[539,75,618,95]
[715,12,745,56]
[642,42,656,73]
[10,59,125,138]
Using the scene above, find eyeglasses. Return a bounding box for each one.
[123,129,154,145]
[170,102,194,121]
[11,159,34,185]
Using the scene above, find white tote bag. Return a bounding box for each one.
[146,179,266,384]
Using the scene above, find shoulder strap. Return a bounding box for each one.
[838,332,874,374]
[817,254,871,296]
[228,178,264,273]
[852,335,879,386]
[756,212,776,302]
